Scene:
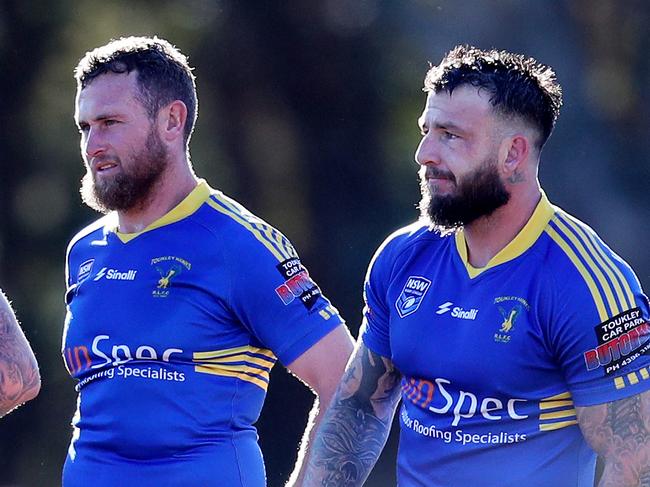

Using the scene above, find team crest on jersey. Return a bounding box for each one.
[77,259,95,284]
[493,296,530,343]
[150,255,192,298]
[395,276,431,318]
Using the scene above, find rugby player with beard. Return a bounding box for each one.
[62,36,353,487]
[304,46,650,487]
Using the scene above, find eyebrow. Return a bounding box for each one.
[418,117,465,134]
[76,113,120,127]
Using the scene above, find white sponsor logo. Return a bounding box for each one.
[77,259,95,283]
[90,334,183,369]
[405,377,528,427]
[429,377,527,426]
[400,408,528,445]
[395,276,432,318]
[436,301,479,320]
[93,267,137,281]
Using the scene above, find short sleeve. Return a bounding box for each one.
[547,251,650,407]
[360,238,395,358]
[226,229,343,366]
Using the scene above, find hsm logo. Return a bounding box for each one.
[395,276,431,318]
[77,259,94,283]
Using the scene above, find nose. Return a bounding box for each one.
[82,126,106,160]
[414,133,440,167]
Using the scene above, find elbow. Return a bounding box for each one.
[0,364,41,417]
[18,356,41,404]
[23,367,41,402]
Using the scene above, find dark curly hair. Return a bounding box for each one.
[424,45,563,150]
[75,36,197,145]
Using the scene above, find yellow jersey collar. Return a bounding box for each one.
[454,192,555,278]
[111,179,211,243]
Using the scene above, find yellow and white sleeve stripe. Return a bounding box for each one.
[193,345,277,391]
[545,212,636,321]
[206,191,298,263]
[538,391,577,431]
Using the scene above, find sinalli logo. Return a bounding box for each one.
[93,267,137,281]
[436,301,479,320]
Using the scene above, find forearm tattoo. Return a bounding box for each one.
[305,345,402,487]
[578,391,650,486]
[0,297,39,416]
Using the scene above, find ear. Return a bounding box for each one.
[159,100,188,143]
[500,134,530,176]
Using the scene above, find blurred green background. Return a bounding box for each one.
[0,1,648,485]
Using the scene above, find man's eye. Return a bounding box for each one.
[443,131,458,140]
[104,119,117,126]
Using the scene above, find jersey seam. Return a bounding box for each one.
[192,199,337,360]
[230,377,246,486]
[384,230,443,291]
[538,248,564,364]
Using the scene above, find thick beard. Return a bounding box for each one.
[81,128,168,214]
[418,157,510,234]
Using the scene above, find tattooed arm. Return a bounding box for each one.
[302,341,402,487]
[577,389,650,486]
[285,325,354,486]
[0,289,40,417]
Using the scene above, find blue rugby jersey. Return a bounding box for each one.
[62,180,343,487]
[361,193,650,487]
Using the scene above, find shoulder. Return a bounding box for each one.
[540,204,643,319]
[370,220,445,268]
[198,188,298,264]
[66,213,116,258]
[542,205,636,278]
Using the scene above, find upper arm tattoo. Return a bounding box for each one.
[0,293,40,416]
[577,390,650,486]
[304,343,402,487]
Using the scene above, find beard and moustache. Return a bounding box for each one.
[80,127,169,214]
[418,156,510,234]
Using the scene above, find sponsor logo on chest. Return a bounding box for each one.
[93,267,138,281]
[436,301,479,320]
[395,276,431,318]
[77,259,95,283]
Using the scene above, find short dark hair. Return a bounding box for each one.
[75,36,197,145]
[424,45,562,150]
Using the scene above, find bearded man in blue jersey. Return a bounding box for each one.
[62,36,353,486]
[304,45,650,486]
